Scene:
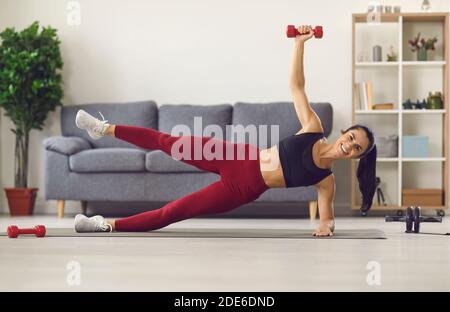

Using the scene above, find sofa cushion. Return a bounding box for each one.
[70,148,146,173]
[61,101,158,149]
[43,136,91,155]
[231,102,333,147]
[158,104,232,137]
[145,151,202,173]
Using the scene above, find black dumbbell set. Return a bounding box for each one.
[385,206,442,233]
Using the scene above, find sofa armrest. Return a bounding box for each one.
[43,136,92,156]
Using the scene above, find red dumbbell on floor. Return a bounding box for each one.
[286,25,323,39]
[7,225,46,238]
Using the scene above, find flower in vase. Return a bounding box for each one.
[408,32,438,52]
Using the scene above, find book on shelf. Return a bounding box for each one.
[373,103,394,110]
[354,80,374,110]
[354,81,366,110]
[366,81,373,110]
[353,83,360,109]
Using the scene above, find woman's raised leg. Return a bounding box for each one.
[111,124,228,175]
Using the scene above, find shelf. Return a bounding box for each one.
[378,158,399,162]
[356,62,398,67]
[399,206,447,210]
[355,158,398,162]
[402,13,447,22]
[353,13,400,24]
[403,61,446,66]
[351,205,447,211]
[353,12,447,24]
[402,109,446,114]
[356,109,399,114]
[356,109,446,114]
[353,12,448,23]
[356,157,445,162]
[402,157,445,162]
[355,61,446,67]
[364,205,402,210]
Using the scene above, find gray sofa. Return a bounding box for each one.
[43,101,333,219]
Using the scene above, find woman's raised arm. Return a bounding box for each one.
[290,25,323,132]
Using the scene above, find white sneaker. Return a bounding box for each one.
[74,214,112,233]
[75,109,109,140]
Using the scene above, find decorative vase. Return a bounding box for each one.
[428,91,443,109]
[373,45,382,62]
[417,48,427,61]
[4,188,39,216]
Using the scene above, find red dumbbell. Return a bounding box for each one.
[7,225,46,238]
[286,25,323,39]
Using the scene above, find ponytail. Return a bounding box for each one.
[357,144,377,213]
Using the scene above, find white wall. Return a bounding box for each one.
[1,0,449,215]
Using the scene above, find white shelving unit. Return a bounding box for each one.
[351,13,449,214]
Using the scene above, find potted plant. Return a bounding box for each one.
[0,21,63,215]
[408,32,438,61]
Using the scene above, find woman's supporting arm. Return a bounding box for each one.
[314,174,336,237]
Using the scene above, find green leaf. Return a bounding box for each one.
[31,80,41,93]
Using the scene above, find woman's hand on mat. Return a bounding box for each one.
[313,223,334,237]
[296,25,315,43]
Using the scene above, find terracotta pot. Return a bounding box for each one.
[4,188,39,216]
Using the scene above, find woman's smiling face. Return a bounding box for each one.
[335,127,370,159]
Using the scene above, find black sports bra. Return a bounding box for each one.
[277,132,332,188]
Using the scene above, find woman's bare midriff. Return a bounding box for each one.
[259,145,287,188]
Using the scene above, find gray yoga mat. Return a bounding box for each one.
[1,228,386,239]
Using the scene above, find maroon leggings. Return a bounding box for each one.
[114,125,269,231]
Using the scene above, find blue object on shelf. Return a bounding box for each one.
[402,136,429,158]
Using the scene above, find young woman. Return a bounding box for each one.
[74,25,377,237]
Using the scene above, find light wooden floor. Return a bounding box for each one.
[0,215,449,291]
